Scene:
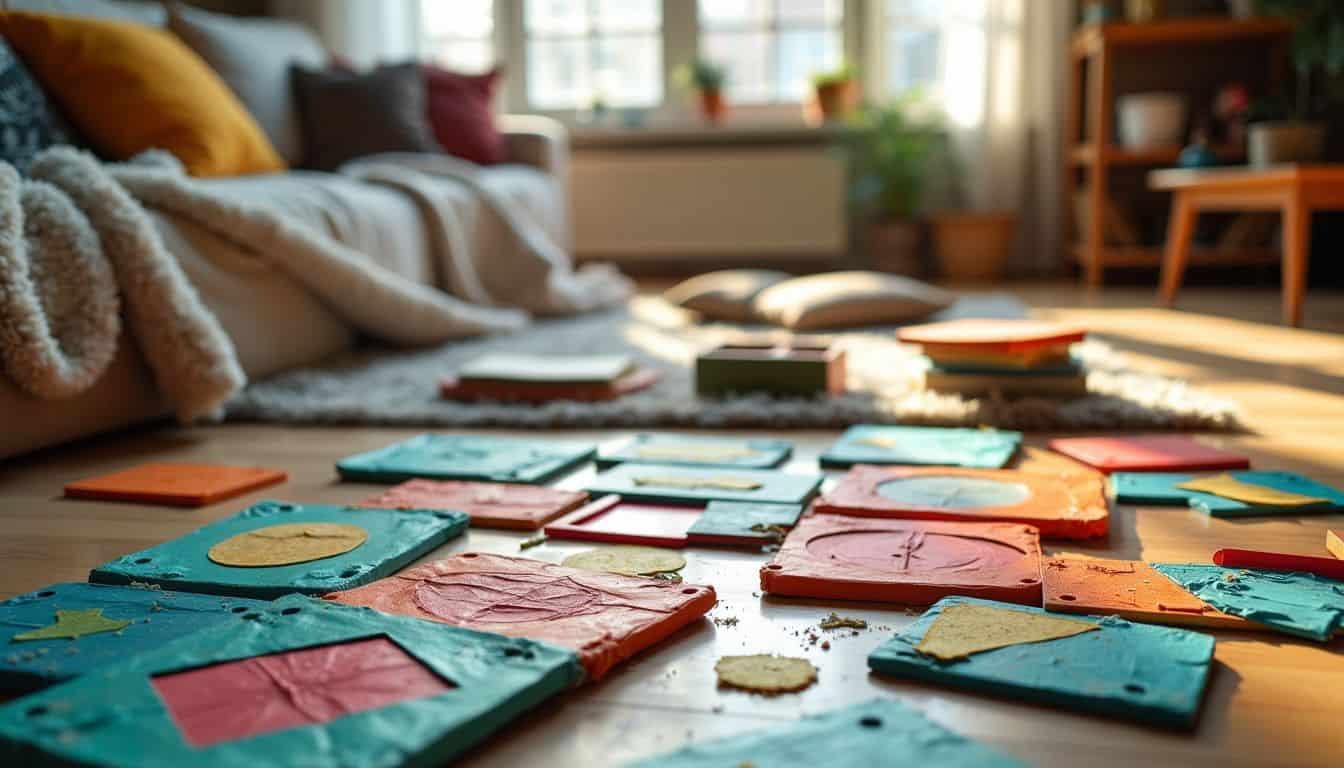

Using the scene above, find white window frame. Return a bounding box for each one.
[417,0,872,125]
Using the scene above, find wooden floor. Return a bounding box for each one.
[2,282,1343,767]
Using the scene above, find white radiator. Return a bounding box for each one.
[571,146,848,262]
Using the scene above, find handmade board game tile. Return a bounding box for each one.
[1047,435,1249,474]
[336,433,596,484]
[819,425,1022,470]
[1330,530,1344,560]
[596,434,793,470]
[586,463,823,507]
[560,547,686,577]
[0,595,582,767]
[713,654,817,694]
[759,515,1043,606]
[544,495,704,547]
[628,698,1027,768]
[868,596,1216,729]
[1110,471,1343,516]
[1041,557,1257,631]
[358,479,588,530]
[1213,548,1344,581]
[685,501,804,547]
[207,522,368,567]
[89,500,468,599]
[439,368,661,403]
[456,353,639,383]
[0,583,270,694]
[1152,563,1344,641]
[814,465,1108,539]
[898,319,1087,351]
[1178,474,1327,505]
[913,601,1098,661]
[325,553,715,680]
[63,462,287,507]
[922,366,1089,398]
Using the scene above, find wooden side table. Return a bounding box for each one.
[1150,164,1344,327]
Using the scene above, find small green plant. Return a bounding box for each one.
[1257,0,1344,118]
[843,94,953,220]
[676,59,727,92]
[811,62,854,89]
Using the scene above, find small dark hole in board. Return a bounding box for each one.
[232,606,248,613]
[36,591,55,598]
[134,558,152,564]
[281,607,301,616]
[859,716,882,728]
[26,705,47,717]
[1124,683,1147,695]
[1058,594,1077,601]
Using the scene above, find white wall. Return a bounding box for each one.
[269,0,418,67]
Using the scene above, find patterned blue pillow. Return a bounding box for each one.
[0,37,75,170]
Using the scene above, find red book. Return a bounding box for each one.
[1047,435,1250,474]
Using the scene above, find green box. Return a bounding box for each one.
[695,343,845,398]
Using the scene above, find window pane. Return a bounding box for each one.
[527,0,588,34]
[700,0,771,29]
[886,27,941,95]
[595,34,662,106]
[777,0,841,24]
[887,0,943,20]
[776,27,839,100]
[596,0,659,32]
[528,38,591,108]
[703,30,772,103]
[431,41,496,73]
[422,0,493,38]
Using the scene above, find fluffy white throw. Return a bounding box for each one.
[0,147,633,422]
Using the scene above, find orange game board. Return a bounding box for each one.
[814,465,1109,539]
[63,463,287,507]
[897,319,1086,355]
[759,515,1043,606]
[359,479,588,530]
[325,553,717,680]
[1042,557,1259,631]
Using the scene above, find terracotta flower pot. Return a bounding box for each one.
[807,80,856,125]
[1247,121,1326,166]
[699,89,726,124]
[930,212,1018,283]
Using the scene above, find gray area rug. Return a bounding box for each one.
[226,295,1243,432]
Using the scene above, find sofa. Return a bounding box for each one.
[0,1,574,459]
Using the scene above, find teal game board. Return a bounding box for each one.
[89,501,468,599]
[336,434,595,484]
[1153,564,1344,641]
[1110,471,1344,517]
[819,425,1022,469]
[587,463,822,506]
[0,595,582,768]
[868,597,1216,729]
[596,434,793,470]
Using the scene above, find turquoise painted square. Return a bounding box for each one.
[868,597,1216,729]
[819,425,1022,469]
[596,434,793,470]
[1153,564,1344,642]
[0,583,268,694]
[1111,471,1344,517]
[685,501,804,541]
[587,464,823,506]
[336,433,596,484]
[89,501,468,599]
[627,698,1025,768]
[0,595,582,768]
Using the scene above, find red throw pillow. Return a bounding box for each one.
[423,65,505,166]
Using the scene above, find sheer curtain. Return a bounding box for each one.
[269,0,419,68]
[873,0,1073,275]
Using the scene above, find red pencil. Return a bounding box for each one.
[1213,548,1344,581]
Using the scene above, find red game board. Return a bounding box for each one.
[1047,435,1250,474]
[544,495,704,548]
[759,515,1043,606]
[814,465,1108,539]
[64,463,287,507]
[360,479,588,530]
[325,553,717,680]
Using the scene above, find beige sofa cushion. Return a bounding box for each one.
[662,269,791,322]
[753,271,954,331]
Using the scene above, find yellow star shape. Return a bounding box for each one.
[12,608,131,642]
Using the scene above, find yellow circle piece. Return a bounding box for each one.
[208,522,369,567]
[561,546,686,577]
[714,654,818,694]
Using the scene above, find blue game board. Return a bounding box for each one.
[336,433,596,484]
[819,425,1022,469]
[1110,471,1344,517]
[1152,564,1344,641]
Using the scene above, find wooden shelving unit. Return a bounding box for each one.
[1063,18,1290,285]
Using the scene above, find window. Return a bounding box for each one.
[420,0,496,72]
[698,0,843,105]
[524,0,662,110]
[881,0,989,126]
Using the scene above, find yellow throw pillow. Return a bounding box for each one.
[0,12,284,177]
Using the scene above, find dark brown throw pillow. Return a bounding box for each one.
[290,62,440,171]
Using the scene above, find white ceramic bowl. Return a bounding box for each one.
[1117,92,1187,149]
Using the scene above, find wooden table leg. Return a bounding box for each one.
[1159,193,1197,307]
[1281,195,1309,327]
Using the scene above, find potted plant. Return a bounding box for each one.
[1245,0,1344,164]
[807,63,856,125]
[677,59,728,124]
[843,95,948,276]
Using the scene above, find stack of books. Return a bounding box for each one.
[440,354,659,403]
[897,319,1088,397]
